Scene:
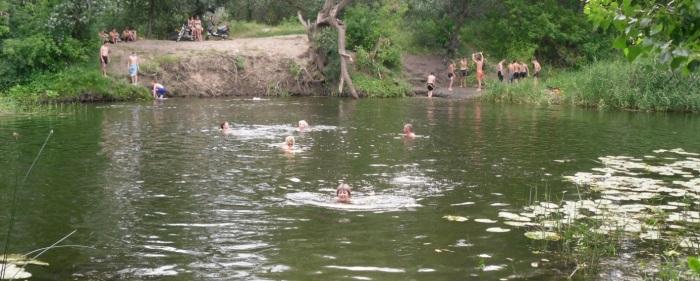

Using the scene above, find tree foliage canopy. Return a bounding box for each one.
[586,0,700,73]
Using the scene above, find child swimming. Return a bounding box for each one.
[336,183,351,204]
[403,123,416,139]
[283,136,295,152]
[298,120,310,132]
[220,121,233,134]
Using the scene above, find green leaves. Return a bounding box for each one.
[689,256,700,275]
[585,0,700,73]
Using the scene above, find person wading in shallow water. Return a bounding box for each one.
[336,183,351,203]
[426,72,437,98]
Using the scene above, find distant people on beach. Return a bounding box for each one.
[220,121,233,134]
[403,123,416,139]
[283,136,295,152]
[298,120,310,132]
[426,72,436,98]
[532,58,541,79]
[109,29,120,43]
[336,183,351,204]
[497,60,505,82]
[447,61,456,91]
[100,41,110,77]
[472,52,485,91]
[193,16,203,41]
[459,56,469,88]
[151,80,168,99]
[128,52,139,85]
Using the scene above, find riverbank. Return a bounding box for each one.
[482,60,700,112]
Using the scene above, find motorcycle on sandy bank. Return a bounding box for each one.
[206,25,229,40]
[174,24,194,42]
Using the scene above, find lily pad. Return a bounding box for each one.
[0,263,32,279]
[524,231,561,241]
[486,227,510,233]
[443,215,468,222]
[474,218,498,224]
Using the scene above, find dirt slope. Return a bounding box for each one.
[107,35,313,96]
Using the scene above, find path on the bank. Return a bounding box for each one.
[402,54,482,99]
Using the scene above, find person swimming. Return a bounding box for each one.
[403,123,416,139]
[336,183,351,204]
[220,121,233,134]
[298,120,310,131]
[283,136,295,152]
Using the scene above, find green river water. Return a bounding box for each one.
[1,97,699,280]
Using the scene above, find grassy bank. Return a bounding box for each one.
[1,65,151,107]
[227,19,305,38]
[482,61,700,112]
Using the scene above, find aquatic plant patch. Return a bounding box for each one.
[508,148,700,249]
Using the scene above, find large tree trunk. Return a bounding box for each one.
[298,0,358,99]
[446,0,469,57]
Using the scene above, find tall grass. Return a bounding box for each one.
[483,60,700,112]
[2,65,151,104]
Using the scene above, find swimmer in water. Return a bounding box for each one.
[220,121,233,134]
[283,136,295,152]
[298,120,309,132]
[336,183,351,203]
[403,123,416,139]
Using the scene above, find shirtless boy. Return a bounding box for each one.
[447,61,456,91]
[403,123,416,139]
[472,52,485,91]
[459,57,469,88]
[532,58,542,78]
[508,60,516,83]
[100,41,109,77]
[127,52,139,85]
[497,60,505,82]
[522,62,529,79]
[426,72,437,98]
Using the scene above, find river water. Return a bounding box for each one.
[1,98,699,280]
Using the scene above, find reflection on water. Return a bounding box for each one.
[1,98,699,280]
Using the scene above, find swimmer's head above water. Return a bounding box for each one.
[220,121,230,130]
[284,136,295,150]
[403,123,415,138]
[298,120,309,131]
[336,183,351,203]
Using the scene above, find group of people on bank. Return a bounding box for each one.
[427,52,543,97]
[99,28,138,44]
[99,35,168,100]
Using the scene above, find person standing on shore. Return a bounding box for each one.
[532,58,542,79]
[497,60,505,82]
[127,52,139,85]
[508,60,516,83]
[472,52,485,91]
[100,41,110,77]
[459,57,469,88]
[427,72,437,98]
[447,61,456,91]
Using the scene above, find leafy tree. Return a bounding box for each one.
[586,0,700,73]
